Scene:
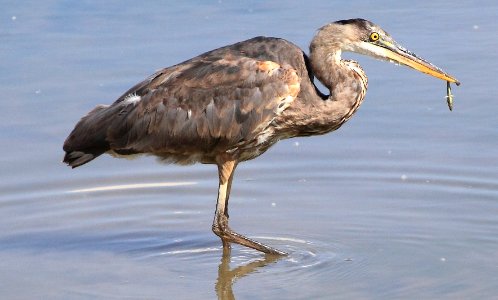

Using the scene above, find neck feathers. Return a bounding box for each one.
[336,59,368,123]
[296,44,368,135]
[274,27,369,137]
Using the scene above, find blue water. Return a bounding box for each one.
[1,1,497,299]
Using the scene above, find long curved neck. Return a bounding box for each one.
[305,41,368,134]
[274,29,368,137]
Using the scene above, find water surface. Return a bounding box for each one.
[1,1,497,299]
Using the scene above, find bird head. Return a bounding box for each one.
[314,18,460,85]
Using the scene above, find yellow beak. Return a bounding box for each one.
[375,40,460,85]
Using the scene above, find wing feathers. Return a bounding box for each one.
[104,56,301,162]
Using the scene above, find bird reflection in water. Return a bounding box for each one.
[215,254,282,300]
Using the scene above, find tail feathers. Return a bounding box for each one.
[63,104,112,168]
[63,150,102,168]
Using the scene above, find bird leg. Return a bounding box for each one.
[212,159,287,256]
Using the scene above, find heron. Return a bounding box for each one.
[63,19,459,256]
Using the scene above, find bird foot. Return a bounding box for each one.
[212,216,287,256]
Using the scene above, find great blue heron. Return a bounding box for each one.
[63,19,459,255]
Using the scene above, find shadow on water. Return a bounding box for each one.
[215,254,282,300]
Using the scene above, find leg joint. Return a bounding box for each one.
[212,214,229,237]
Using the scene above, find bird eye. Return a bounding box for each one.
[369,32,380,42]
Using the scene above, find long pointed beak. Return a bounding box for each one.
[375,40,460,85]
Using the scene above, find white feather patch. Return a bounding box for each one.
[123,93,141,105]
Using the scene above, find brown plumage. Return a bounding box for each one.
[64,19,459,255]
